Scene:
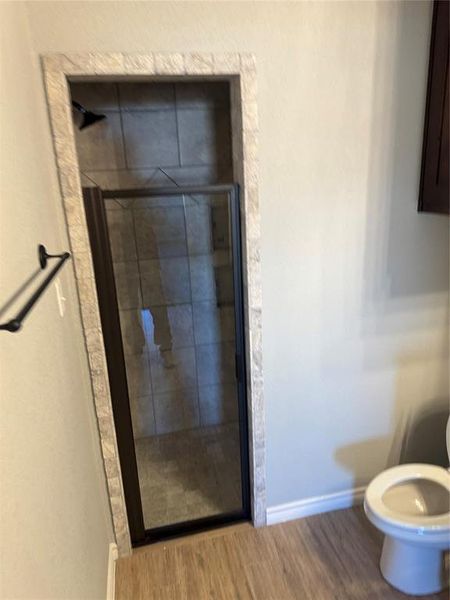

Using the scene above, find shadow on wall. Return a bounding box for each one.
[335,396,449,485]
[399,399,449,467]
[326,2,449,493]
[332,2,450,489]
[0,267,41,320]
[364,0,449,309]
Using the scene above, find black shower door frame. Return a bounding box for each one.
[83,184,250,546]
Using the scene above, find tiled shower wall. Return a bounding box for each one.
[70,81,237,438]
[71,80,233,189]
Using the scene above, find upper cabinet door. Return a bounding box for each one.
[418,0,449,215]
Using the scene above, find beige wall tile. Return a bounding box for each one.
[70,82,119,112]
[147,304,194,351]
[159,164,233,186]
[68,224,89,254]
[131,194,184,210]
[74,112,125,171]
[178,108,232,167]
[119,309,148,355]
[213,53,240,75]
[196,342,235,386]
[122,110,179,168]
[122,53,155,74]
[149,346,196,393]
[81,168,157,190]
[198,383,238,426]
[175,81,230,109]
[240,61,258,104]
[112,260,142,309]
[129,395,156,438]
[133,206,186,259]
[79,298,102,332]
[154,53,185,75]
[124,352,152,398]
[242,101,259,133]
[46,94,73,141]
[215,264,234,305]
[104,198,133,211]
[59,166,83,198]
[84,327,104,354]
[72,251,95,280]
[240,53,256,72]
[188,250,229,302]
[185,201,212,256]
[140,257,191,306]
[184,53,213,75]
[153,387,199,434]
[63,194,84,226]
[105,207,137,261]
[104,456,119,479]
[193,301,235,345]
[118,82,175,111]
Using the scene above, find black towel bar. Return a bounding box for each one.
[0,245,71,333]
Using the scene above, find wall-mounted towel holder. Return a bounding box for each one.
[0,245,71,333]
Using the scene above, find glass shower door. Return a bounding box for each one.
[85,185,249,541]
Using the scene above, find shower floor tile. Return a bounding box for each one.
[134,422,243,529]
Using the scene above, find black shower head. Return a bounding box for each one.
[71,100,106,130]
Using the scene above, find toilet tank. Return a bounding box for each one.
[400,403,449,467]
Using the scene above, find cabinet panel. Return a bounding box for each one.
[418,0,449,215]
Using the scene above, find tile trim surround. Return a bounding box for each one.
[41,52,265,556]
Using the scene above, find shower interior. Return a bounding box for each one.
[71,79,249,541]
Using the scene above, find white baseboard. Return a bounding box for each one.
[106,542,118,600]
[266,486,366,526]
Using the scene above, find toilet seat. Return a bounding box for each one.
[365,464,450,534]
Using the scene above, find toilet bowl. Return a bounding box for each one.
[365,459,450,595]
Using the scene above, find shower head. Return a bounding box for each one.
[71,100,106,130]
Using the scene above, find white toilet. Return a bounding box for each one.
[364,417,450,596]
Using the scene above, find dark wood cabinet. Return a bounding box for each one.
[418,0,449,215]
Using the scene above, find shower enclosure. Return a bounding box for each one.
[83,184,249,545]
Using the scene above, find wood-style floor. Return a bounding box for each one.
[115,507,448,600]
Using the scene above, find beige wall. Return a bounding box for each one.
[7,0,449,529]
[0,3,113,599]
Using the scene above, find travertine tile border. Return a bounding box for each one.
[42,52,265,556]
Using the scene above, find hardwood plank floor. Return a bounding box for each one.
[115,507,448,599]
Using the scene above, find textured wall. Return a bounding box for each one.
[25,0,449,510]
[0,3,113,599]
